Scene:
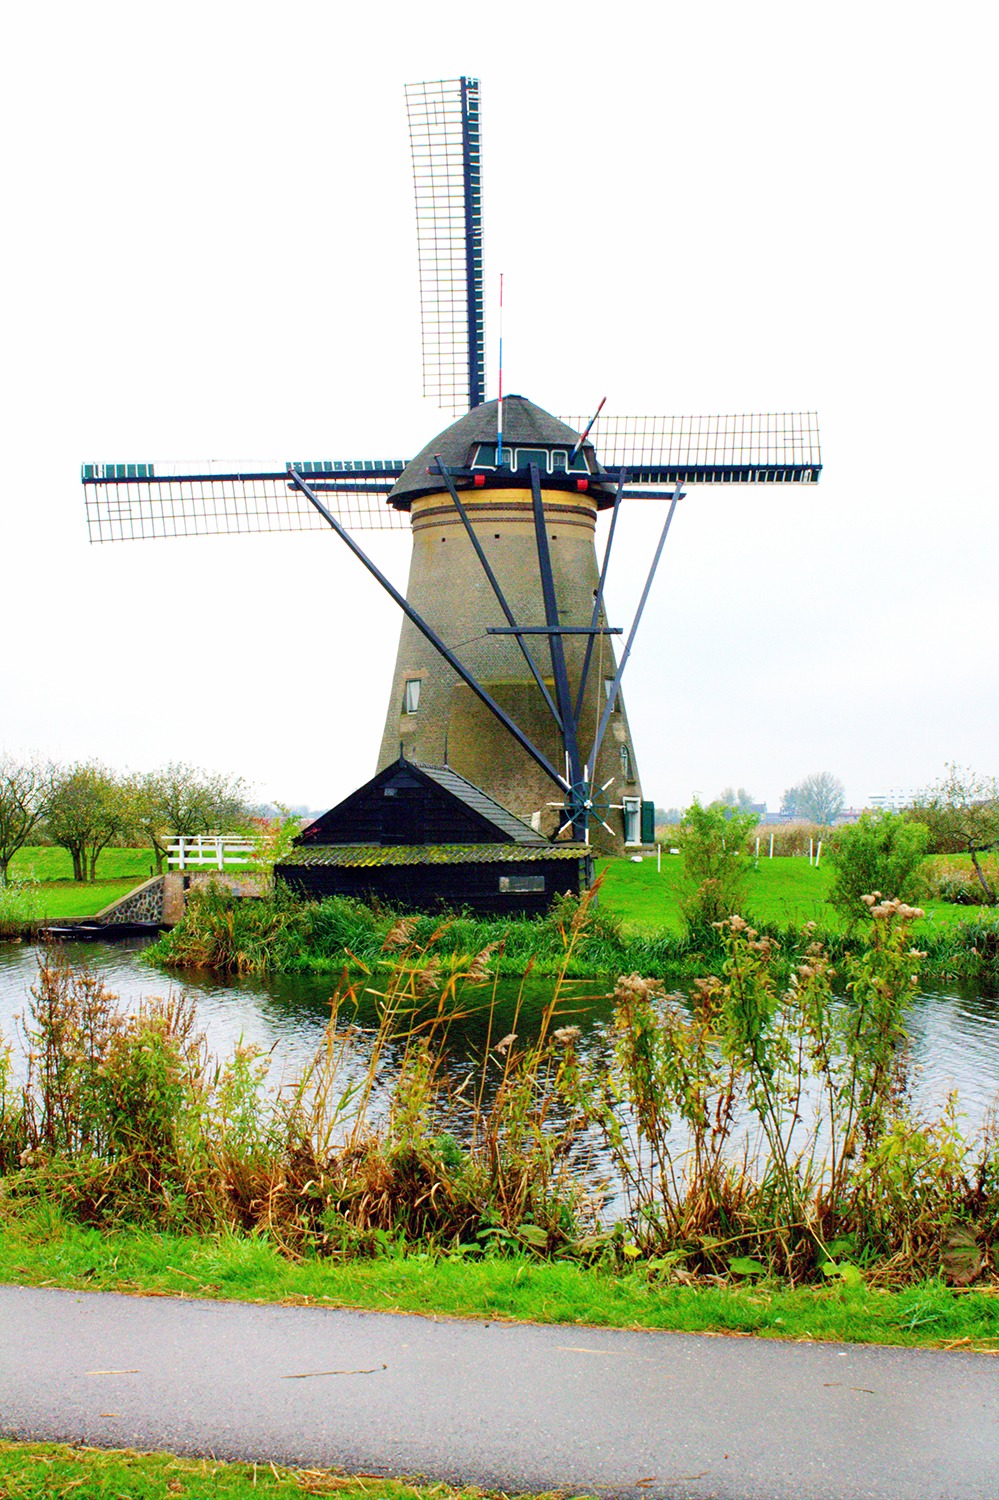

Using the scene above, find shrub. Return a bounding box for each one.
[827,811,929,929]
[678,801,758,936]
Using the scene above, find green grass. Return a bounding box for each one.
[9,846,155,884]
[2,1208,997,1355]
[4,847,157,922]
[0,1441,554,1498]
[22,878,147,920]
[595,854,980,938]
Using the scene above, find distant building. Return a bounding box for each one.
[868,790,918,812]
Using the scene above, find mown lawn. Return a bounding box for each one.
[594,853,977,938]
[9,846,155,883]
[5,848,156,921]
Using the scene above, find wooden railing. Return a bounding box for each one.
[167,835,255,871]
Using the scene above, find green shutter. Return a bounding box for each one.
[641,800,655,844]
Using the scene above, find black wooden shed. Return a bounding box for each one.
[275,760,592,917]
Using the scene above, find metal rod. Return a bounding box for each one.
[460,77,483,410]
[573,468,625,724]
[289,468,569,796]
[496,272,504,461]
[569,396,606,462]
[487,626,622,635]
[587,483,683,777]
[432,457,563,730]
[529,463,585,838]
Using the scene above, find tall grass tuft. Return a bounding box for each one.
[0,878,41,940]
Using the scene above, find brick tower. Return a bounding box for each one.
[377,395,646,852]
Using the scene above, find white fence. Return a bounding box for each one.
[167,835,256,871]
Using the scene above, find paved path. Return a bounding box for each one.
[1,1286,997,1499]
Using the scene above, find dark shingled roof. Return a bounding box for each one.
[389,395,607,507]
[279,842,587,868]
[414,763,547,845]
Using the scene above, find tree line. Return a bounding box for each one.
[0,758,250,884]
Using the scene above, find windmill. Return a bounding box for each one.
[82,76,821,850]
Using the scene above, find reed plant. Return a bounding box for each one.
[0,877,40,939]
[572,899,998,1284]
[1,915,601,1255]
[3,895,998,1287]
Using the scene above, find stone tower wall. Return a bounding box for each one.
[377,485,644,853]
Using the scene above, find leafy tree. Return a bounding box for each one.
[46,763,134,882]
[912,765,999,905]
[679,800,759,935]
[0,755,49,884]
[827,810,929,929]
[135,763,250,873]
[783,772,845,825]
[718,786,756,812]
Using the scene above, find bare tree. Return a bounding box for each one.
[783,772,845,825]
[0,755,49,883]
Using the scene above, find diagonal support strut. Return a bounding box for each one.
[289,468,570,799]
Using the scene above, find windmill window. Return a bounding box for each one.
[516,448,550,473]
[623,796,641,845]
[620,743,634,782]
[472,443,512,468]
[499,874,545,893]
[604,678,618,712]
[403,678,421,714]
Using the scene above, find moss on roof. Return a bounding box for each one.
[277,843,589,869]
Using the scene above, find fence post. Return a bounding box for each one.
[769,832,774,859]
[177,837,186,871]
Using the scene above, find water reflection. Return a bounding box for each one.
[0,939,997,1132]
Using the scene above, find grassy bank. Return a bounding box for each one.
[145,863,998,990]
[1,1208,997,1352]
[0,1440,540,1499]
[4,909,999,1308]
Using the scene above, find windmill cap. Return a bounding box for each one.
[388,395,614,508]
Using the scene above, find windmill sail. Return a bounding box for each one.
[561,411,822,484]
[81,462,408,543]
[405,77,484,416]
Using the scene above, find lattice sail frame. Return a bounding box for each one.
[81,462,408,543]
[81,414,822,542]
[561,411,822,484]
[405,77,484,416]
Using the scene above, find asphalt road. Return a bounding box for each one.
[1,1285,997,1499]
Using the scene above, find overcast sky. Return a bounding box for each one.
[2,0,995,814]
